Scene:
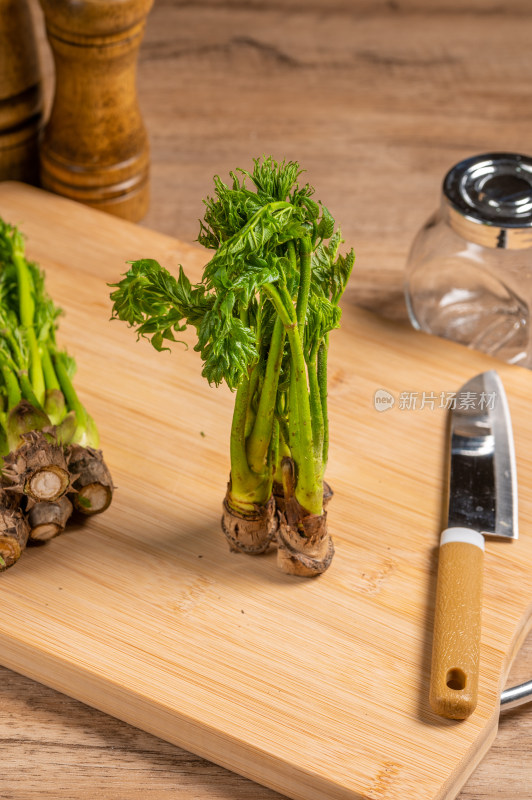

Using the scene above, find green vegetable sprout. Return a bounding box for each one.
[0,220,113,570]
[110,157,354,576]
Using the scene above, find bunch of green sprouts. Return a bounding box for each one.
[0,220,114,571]
[111,157,353,569]
[0,221,98,453]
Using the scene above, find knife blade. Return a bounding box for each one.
[429,370,518,720]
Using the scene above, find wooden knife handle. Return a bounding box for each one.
[429,528,484,720]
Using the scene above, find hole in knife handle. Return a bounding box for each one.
[446,668,467,691]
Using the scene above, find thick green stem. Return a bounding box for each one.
[269,418,279,477]
[1,364,21,409]
[12,249,45,405]
[53,353,88,430]
[19,372,43,410]
[318,336,329,467]
[246,316,285,474]
[273,417,291,484]
[244,363,259,439]
[228,376,270,512]
[288,366,299,455]
[295,236,312,335]
[286,240,297,271]
[277,415,290,457]
[230,378,250,490]
[307,351,324,460]
[264,285,300,457]
[286,239,298,296]
[41,346,66,423]
[263,284,322,515]
[263,284,291,325]
[41,345,60,391]
[2,328,23,369]
[23,325,44,404]
[285,324,322,514]
[12,250,34,326]
[0,415,7,456]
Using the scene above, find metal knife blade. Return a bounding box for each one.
[447,370,518,539]
[430,370,518,720]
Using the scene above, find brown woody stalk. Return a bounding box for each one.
[2,429,70,503]
[67,444,113,515]
[221,479,278,555]
[275,458,334,577]
[28,494,73,542]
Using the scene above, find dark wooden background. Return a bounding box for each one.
[2,1,531,797]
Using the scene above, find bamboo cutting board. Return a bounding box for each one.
[0,181,531,800]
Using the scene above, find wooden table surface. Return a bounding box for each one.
[2,1,531,798]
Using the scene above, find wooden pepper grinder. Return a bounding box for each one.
[0,0,43,184]
[39,0,153,221]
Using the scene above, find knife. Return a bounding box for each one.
[429,370,518,720]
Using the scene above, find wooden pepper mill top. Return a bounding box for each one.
[39,0,153,37]
[39,0,154,222]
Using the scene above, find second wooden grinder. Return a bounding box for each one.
[39,0,153,222]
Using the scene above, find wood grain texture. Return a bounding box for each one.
[4,0,532,797]
[0,182,532,800]
[430,540,484,720]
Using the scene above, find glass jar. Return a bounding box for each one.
[405,153,532,368]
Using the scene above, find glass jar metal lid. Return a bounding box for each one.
[443,152,532,249]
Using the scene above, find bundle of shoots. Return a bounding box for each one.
[0,219,113,567]
[110,157,353,577]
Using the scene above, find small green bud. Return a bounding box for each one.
[6,400,51,451]
[55,411,77,446]
[44,389,67,426]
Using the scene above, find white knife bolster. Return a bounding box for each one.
[440,528,485,550]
